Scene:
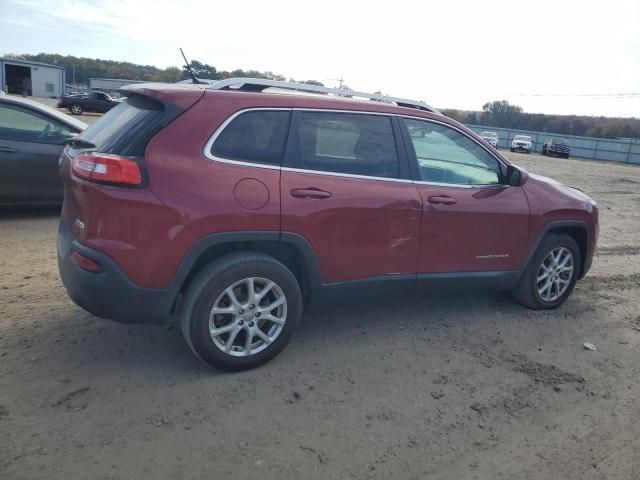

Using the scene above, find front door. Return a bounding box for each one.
[281,110,422,284]
[400,117,530,274]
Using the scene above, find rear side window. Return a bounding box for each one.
[211,110,290,166]
[75,94,164,156]
[287,111,399,178]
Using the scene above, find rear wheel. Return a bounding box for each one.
[70,104,82,115]
[180,252,303,371]
[511,233,581,310]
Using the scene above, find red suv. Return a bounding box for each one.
[57,79,598,371]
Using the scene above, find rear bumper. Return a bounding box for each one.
[57,221,171,324]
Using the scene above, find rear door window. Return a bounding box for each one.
[210,110,291,166]
[285,111,400,179]
[73,94,164,156]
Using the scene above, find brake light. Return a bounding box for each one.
[72,152,142,186]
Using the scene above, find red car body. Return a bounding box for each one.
[58,83,598,326]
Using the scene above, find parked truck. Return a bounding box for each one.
[57,91,121,115]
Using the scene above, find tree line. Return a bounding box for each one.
[442,100,640,139]
[4,54,638,139]
[4,53,324,87]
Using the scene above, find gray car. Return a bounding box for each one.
[0,95,87,205]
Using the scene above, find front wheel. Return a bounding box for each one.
[180,252,303,371]
[511,233,581,310]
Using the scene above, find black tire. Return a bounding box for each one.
[511,233,581,310]
[69,104,83,115]
[564,153,570,159]
[541,147,546,156]
[510,148,515,152]
[180,251,303,371]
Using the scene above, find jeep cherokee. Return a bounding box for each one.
[57,79,598,371]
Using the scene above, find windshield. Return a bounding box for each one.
[514,135,531,141]
[480,131,497,138]
[552,138,567,145]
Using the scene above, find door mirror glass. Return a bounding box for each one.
[506,165,522,186]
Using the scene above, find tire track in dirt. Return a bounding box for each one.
[596,245,640,256]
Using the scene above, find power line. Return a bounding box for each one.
[513,92,640,98]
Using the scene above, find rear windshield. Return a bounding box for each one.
[74,94,164,156]
[514,135,531,141]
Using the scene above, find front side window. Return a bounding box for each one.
[211,110,290,166]
[0,103,73,144]
[288,111,399,178]
[403,118,501,186]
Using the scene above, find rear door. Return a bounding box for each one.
[400,117,530,274]
[281,110,422,284]
[0,102,76,204]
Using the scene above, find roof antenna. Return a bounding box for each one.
[180,48,206,84]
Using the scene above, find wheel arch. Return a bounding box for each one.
[517,221,589,282]
[165,232,323,319]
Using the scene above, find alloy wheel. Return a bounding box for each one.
[536,247,574,302]
[208,277,287,357]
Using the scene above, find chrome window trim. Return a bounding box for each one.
[281,166,414,184]
[202,107,507,188]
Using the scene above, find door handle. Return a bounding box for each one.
[0,146,17,153]
[427,195,457,205]
[290,188,332,199]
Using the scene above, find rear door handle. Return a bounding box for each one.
[290,188,332,199]
[0,146,17,153]
[427,195,457,205]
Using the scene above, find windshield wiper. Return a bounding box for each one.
[65,137,96,148]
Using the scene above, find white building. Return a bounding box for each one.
[0,57,65,97]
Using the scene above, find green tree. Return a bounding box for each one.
[481,100,523,128]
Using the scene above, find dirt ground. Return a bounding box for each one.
[1,152,639,480]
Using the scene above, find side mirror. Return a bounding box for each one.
[506,165,522,187]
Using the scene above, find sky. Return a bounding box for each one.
[1,0,639,118]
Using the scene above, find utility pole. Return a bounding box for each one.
[338,77,344,89]
[72,64,76,87]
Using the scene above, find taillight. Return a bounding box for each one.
[72,152,142,186]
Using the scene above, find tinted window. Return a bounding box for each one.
[0,103,74,144]
[289,112,399,178]
[74,94,164,156]
[211,110,290,166]
[403,118,501,185]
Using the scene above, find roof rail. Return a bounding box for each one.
[207,78,441,114]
